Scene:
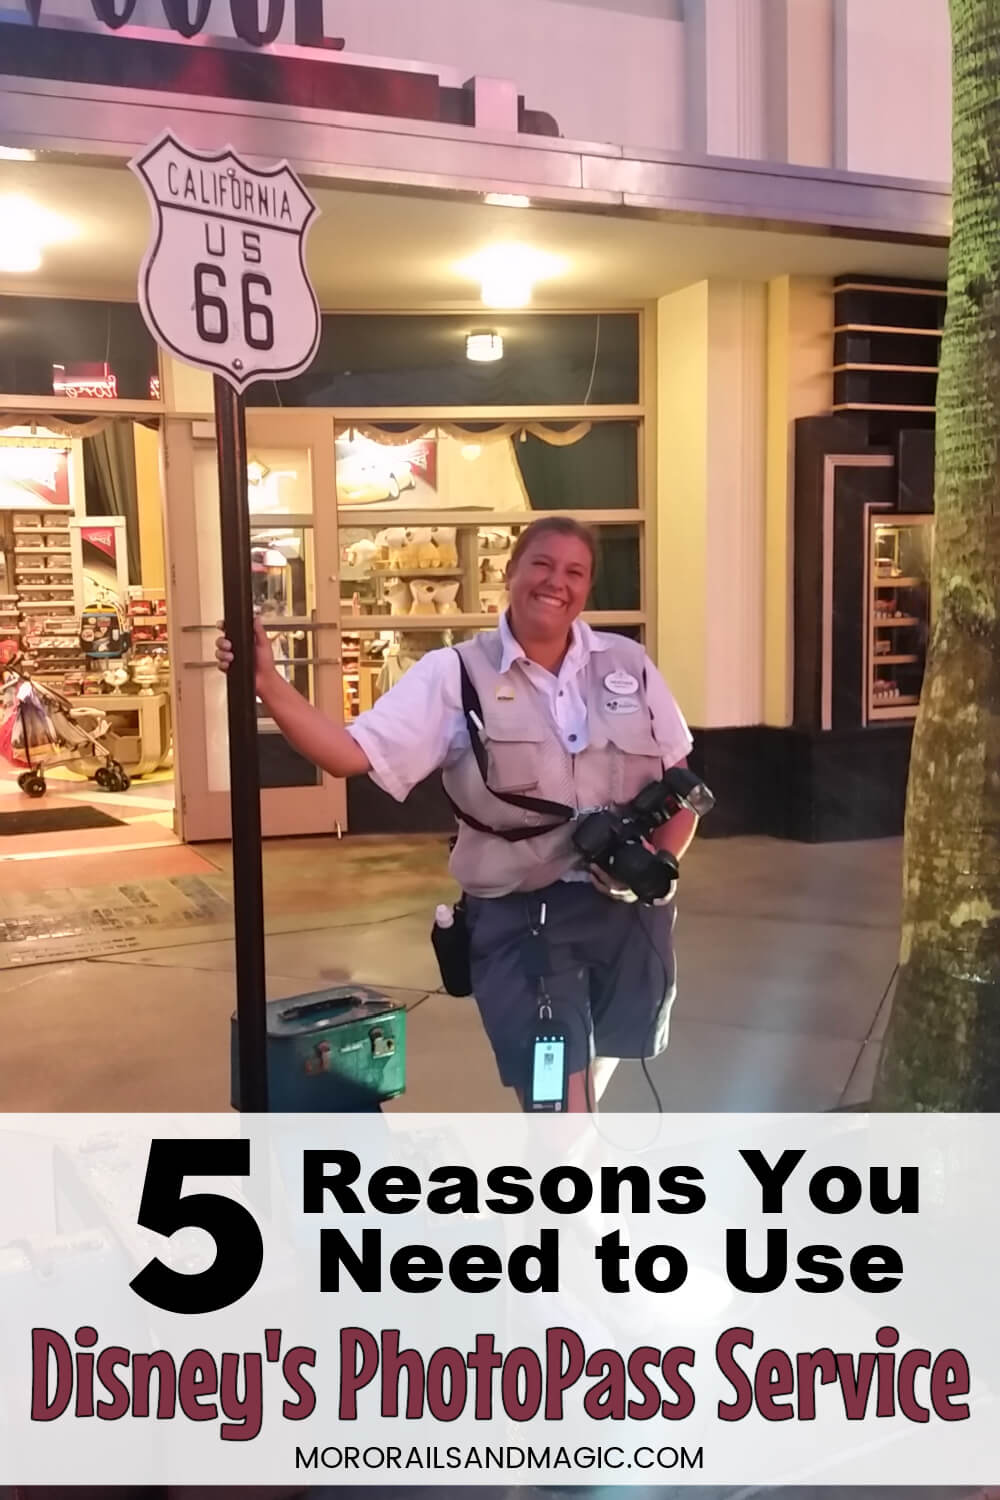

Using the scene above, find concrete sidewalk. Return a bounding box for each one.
[0,832,901,1112]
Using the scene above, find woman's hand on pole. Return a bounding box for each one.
[215,616,278,698]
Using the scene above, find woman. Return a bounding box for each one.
[217,516,696,1111]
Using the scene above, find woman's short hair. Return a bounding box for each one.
[508,516,598,576]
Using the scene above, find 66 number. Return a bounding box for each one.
[194,263,275,352]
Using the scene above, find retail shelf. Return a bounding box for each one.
[873,654,921,665]
[371,569,464,579]
[833,403,936,414]
[872,696,920,709]
[873,616,921,627]
[835,282,947,298]
[14,546,72,555]
[834,324,943,336]
[873,577,922,587]
[833,364,939,375]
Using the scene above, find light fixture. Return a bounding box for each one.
[458,244,564,310]
[484,193,531,209]
[466,331,504,363]
[0,195,74,274]
[0,147,36,162]
[460,444,483,463]
[247,459,270,486]
[0,241,42,274]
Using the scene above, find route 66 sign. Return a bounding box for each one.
[130,132,321,392]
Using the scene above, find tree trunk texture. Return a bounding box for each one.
[874,0,1000,1109]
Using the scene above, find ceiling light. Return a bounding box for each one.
[247,459,271,486]
[458,244,564,311]
[466,331,504,363]
[484,193,531,209]
[0,195,74,274]
[0,240,42,274]
[0,147,36,162]
[460,444,482,462]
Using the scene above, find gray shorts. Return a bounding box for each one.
[465,881,677,1088]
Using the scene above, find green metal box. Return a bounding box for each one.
[231,985,406,1111]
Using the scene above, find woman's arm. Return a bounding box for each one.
[216,619,371,779]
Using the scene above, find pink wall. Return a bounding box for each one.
[834,0,952,182]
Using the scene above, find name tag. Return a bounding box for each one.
[605,697,640,715]
[605,670,639,695]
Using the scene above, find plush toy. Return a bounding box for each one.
[409,581,438,615]
[383,578,411,614]
[430,526,458,569]
[433,581,460,616]
[382,527,408,570]
[345,537,377,570]
[401,527,434,569]
[480,529,510,556]
[395,527,420,570]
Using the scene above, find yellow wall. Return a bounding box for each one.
[163,355,214,417]
[764,275,834,726]
[133,423,165,590]
[656,282,710,724]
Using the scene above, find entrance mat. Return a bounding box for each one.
[0,806,126,836]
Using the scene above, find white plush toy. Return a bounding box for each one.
[430,525,458,569]
[397,527,422,570]
[433,581,460,615]
[345,538,377,570]
[383,578,411,614]
[382,527,407,570]
[409,580,438,615]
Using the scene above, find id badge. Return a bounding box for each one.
[527,1029,568,1112]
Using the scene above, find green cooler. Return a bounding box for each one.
[231,985,406,1111]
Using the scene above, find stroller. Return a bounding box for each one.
[0,658,131,798]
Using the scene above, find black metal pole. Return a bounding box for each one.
[214,374,269,1112]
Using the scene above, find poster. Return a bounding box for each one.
[0,439,71,509]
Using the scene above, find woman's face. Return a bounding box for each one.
[507,531,593,637]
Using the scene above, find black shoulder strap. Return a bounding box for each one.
[449,649,574,841]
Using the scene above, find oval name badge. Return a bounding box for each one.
[605,697,640,715]
[604,670,639,695]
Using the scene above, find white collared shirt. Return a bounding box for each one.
[347,613,693,805]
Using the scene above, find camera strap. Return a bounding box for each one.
[443,651,575,844]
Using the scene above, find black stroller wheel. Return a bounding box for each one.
[111,766,131,793]
[94,766,114,791]
[17,772,33,791]
[21,774,46,799]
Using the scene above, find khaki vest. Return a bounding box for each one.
[443,630,664,898]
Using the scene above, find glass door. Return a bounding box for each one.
[165,410,345,840]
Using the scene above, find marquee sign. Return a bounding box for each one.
[17,0,344,48]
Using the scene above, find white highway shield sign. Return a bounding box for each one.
[130,132,321,392]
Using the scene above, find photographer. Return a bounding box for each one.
[216,517,697,1112]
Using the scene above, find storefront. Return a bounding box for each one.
[0,2,953,849]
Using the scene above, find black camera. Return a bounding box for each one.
[571,767,715,904]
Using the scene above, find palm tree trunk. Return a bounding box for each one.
[874,0,1000,1108]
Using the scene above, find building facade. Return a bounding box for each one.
[0,0,953,845]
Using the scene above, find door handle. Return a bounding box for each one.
[183,658,341,669]
[181,620,340,632]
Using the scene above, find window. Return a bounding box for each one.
[0,297,159,401]
[246,312,639,407]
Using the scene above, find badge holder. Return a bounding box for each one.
[524,903,569,1113]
